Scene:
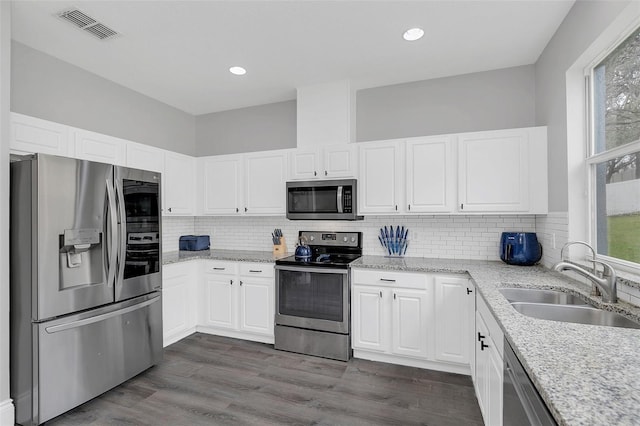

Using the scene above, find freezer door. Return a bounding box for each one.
[34,293,162,425]
[115,166,162,301]
[35,155,116,320]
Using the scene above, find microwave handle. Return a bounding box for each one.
[337,186,343,213]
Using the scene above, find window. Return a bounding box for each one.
[588,25,640,269]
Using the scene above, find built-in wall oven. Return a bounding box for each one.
[275,231,362,361]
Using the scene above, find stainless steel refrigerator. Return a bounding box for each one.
[10,154,163,425]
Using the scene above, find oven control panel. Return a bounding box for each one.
[301,231,361,248]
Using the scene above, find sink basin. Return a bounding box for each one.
[510,302,640,329]
[499,288,588,305]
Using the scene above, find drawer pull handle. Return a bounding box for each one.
[249,270,262,273]
[477,332,486,342]
[213,267,225,270]
[466,288,473,295]
[480,341,489,351]
[380,278,396,282]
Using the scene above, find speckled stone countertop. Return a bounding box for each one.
[163,249,288,264]
[352,256,640,426]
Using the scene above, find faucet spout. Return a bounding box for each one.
[553,261,617,303]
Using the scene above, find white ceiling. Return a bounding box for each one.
[11,0,575,116]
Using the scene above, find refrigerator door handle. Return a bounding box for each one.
[115,177,127,287]
[106,179,118,288]
[45,296,158,334]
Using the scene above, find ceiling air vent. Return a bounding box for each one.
[58,9,119,40]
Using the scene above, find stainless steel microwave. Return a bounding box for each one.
[286,179,363,220]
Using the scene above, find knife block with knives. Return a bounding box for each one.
[272,229,287,256]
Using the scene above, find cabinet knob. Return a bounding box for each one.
[325,170,328,176]
[236,207,239,213]
[477,332,486,342]
[245,207,248,212]
[379,291,382,298]
[314,171,317,176]
[460,203,464,210]
[230,279,233,285]
[395,205,398,211]
[168,207,172,212]
[480,341,489,351]
[393,293,396,300]
[408,204,411,211]
[466,288,473,295]
[240,280,243,286]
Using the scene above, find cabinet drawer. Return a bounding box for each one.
[203,261,238,275]
[239,262,274,278]
[477,293,504,357]
[352,269,428,290]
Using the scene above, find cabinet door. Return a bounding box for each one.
[127,142,165,173]
[162,263,196,347]
[73,129,126,165]
[458,129,529,212]
[10,113,71,156]
[323,144,357,178]
[406,136,455,213]
[201,155,243,215]
[245,151,288,215]
[203,273,237,329]
[352,286,388,352]
[290,148,320,180]
[434,276,473,365]
[391,289,430,359]
[239,277,274,336]
[487,341,504,426]
[474,311,491,424]
[164,152,195,215]
[359,141,401,214]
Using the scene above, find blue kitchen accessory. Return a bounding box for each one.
[179,235,210,251]
[294,236,312,261]
[379,225,409,257]
[500,232,542,266]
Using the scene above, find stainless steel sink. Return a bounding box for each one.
[510,302,640,329]
[499,288,588,305]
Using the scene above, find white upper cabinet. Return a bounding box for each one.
[358,140,402,214]
[73,129,127,166]
[164,151,195,215]
[200,155,244,215]
[10,113,72,156]
[126,142,165,173]
[290,148,321,180]
[406,136,456,213]
[289,144,357,180]
[244,150,288,215]
[458,127,547,213]
[323,144,357,178]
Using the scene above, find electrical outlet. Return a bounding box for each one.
[551,233,556,249]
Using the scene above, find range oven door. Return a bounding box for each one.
[275,265,349,334]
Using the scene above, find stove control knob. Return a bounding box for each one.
[351,237,356,242]
[343,237,348,242]
[309,236,315,241]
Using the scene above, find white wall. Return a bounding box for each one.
[192,215,536,261]
[11,42,196,156]
[356,65,536,142]
[534,0,631,212]
[0,2,13,424]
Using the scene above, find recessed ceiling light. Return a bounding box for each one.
[229,66,246,76]
[403,27,424,41]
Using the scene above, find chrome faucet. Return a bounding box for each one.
[552,241,617,303]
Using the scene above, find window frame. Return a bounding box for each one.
[585,25,640,274]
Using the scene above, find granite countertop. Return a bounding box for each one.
[163,249,289,264]
[352,256,640,426]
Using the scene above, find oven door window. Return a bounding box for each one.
[288,187,339,213]
[278,270,344,322]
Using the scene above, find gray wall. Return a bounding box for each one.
[356,65,536,142]
[11,41,196,156]
[535,0,630,212]
[195,100,296,156]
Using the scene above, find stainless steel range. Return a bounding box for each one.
[274,231,362,361]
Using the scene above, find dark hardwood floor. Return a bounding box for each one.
[48,333,483,425]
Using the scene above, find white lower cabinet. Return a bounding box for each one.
[352,269,472,374]
[162,262,198,347]
[474,294,504,426]
[199,260,275,343]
